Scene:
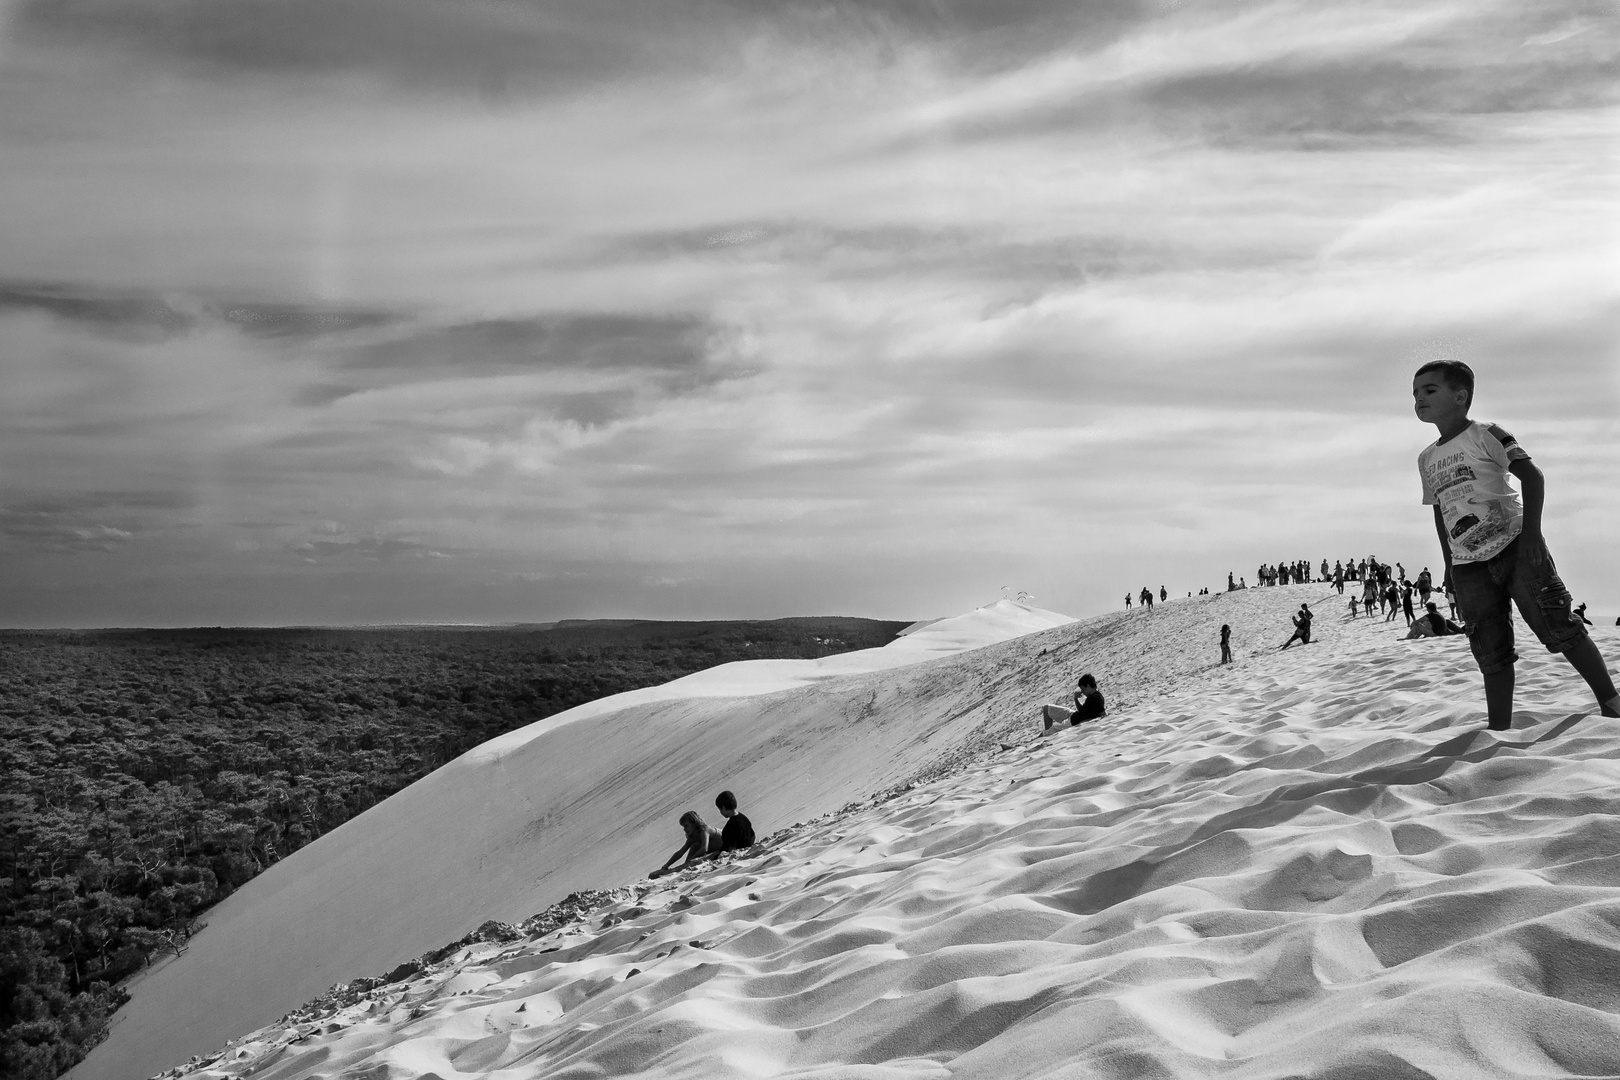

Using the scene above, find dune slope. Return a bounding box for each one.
[76,599,1111,1080]
[159,594,1620,1079]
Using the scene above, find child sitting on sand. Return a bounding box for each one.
[1279,603,1313,649]
[1413,359,1620,729]
[651,810,723,878]
[712,790,755,855]
[1042,674,1105,731]
[1405,601,1463,639]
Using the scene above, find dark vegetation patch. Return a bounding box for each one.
[0,617,907,1079]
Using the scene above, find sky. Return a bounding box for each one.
[1,0,1617,626]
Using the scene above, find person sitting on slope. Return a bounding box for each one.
[1042,673,1105,731]
[1280,603,1314,649]
[651,810,723,878]
[709,790,756,856]
[1404,601,1464,639]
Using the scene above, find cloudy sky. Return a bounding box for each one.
[1,0,1616,626]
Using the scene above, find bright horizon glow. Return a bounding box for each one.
[2,0,1617,626]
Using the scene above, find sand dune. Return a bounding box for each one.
[151,591,1620,1079]
[74,599,1086,1080]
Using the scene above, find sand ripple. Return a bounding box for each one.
[168,617,1620,1080]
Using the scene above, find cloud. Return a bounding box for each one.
[0,282,197,338]
[0,491,187,552]
[14,0,663,93]
[2,0,1618,623]
[289,534,429,561]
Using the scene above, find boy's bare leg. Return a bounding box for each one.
[1484,667,1514,730]
[1562,638,1620,716]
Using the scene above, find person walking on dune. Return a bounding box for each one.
[1413,359,1620,729]
[1220,623,1233,665]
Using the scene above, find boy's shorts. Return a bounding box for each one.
[1451,536,1588,675]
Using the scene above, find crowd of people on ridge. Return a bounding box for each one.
[1081,361,1620,735]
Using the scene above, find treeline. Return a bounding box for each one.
[0,617,909,1079]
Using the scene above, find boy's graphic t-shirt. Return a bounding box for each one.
[1418,420,1529,563]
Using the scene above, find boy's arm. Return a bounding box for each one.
[1431,505,1452,582]
[1509,457,1546,566]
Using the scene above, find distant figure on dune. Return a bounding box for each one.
[1405,601,1463,639]
[1402,581,1416,626]
[1220,623,1232,665]
[1042,674,1105,732]
[1417,567,1433,604]
[1333,564,1345,595]
[1279,604,1313,649]
[711,790,755,855]
[1140,587,1153,608]
[1159,585,1167,602]
[1348,595,1360,618]
[1227,572,1236,591]
[651,810,723,878]
[1413,359,1620,729]
[1124,593,1132,609]
[1574,603,1592,627]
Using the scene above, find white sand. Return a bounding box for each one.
[71,600,1075,1080]
[87,591,1620,1079]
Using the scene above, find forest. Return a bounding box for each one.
[0,617,910,1079]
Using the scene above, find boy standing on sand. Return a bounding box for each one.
[1413,360,1620,729]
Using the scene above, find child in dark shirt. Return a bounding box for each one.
[713,790,755,854]
[1042,674,1105,731]
[1071,674,1105,723]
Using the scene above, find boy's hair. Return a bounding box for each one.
[1414,360,1474,409]
[1077,673,1097,690]
[715,790,738,812]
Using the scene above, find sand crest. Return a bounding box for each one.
[144,594,1620,1079]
